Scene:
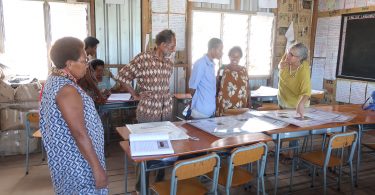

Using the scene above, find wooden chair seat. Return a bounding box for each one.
[32,129,42,138]
[151,178,208,195]
[300,151,341,168]
[363,143,375,150]
[207,165,254,187]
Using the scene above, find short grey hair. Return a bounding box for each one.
[291,43,308,62]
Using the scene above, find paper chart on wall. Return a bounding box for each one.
[366,83,375,101]
[368,0,375,6]
[324,16,341,80]
[258,0,277,8]
[170,0,186,14]
[151,0,168,13]
[169,14,186,50]
[188,0,230,4]
[349,81,367,104]
[354,0,367,8]
[314,17,329,57]
[345,0,355,9]
[336,79,351,103]
[311,58,325,90]
[152,13,168,39]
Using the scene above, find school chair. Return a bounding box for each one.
[150,153,221,195]
[222,108,250,116]
[207,142,268,195]
[25,112,45,175]
[290,131,358,195]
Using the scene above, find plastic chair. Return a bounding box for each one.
[150,153,220,195]
[222,108,250,116]
[290,131,358,195]
[25,112,45,175]
[207,142,268,195]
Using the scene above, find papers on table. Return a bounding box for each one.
[261,108,354,127]
[127,121,189,140]
[129,132,174,156]
[107,93,131,101]
[187,111,289,138]
[251,86,278,97]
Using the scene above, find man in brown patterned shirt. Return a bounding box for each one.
[117,29,176,123]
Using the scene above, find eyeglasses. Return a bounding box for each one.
[78,57,89,64]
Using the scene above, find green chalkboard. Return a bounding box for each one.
[337,11,375,82]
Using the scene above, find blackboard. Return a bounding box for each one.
[336,11,375,82]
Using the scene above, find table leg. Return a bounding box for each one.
[274,133,281,195]
[356,124,363,187]
[140,161,147,195]
[124,154,128,195]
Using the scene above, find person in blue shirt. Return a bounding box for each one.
[189,38,223,119]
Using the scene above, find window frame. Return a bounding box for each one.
[188,7,275,79]
[0,0,92,80]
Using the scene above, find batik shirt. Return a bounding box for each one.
[117,50,173,122]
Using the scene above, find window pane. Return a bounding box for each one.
[248,13,274,76]
[50,2,88,43]
[0,0,47,79]
[191,11,221,66]
[222,13,249,66]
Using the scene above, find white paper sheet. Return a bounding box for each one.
[129,132,174,156]
[261,108,354,127]
[335,0,345,10]
[105,0,125,4]
[107,93,131,101]
[152,13,168,39]
[366,82,375,101]
[127,121,189,140]
[285,21,295,50]
[345,0,356,9]
[368,0,375,6]
[169,14,186,50]
[151,0,168,13]
[188,0,230,4]
[324,16,341,80]
[258,0,277,8]
[336,79,351,103]
[311,58,325,90]
[170,0,186,14]
[349,81,367,104]
[355,0,367,8]
[314,17,329,57]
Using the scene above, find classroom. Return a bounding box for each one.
[1,0,375,195]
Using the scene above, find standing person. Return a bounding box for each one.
[40,37,108,194]
[78,36,106,104]
[216,46,251,116]
[117,29,176,122]
[278,42,311,117]
[189,38,223,119]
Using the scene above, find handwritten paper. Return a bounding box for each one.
[258,0,277,8]
[350,81,367,104]
[336,79,351,103]
[151,0,168,13]
[152,13,168,39]
[311,58,325,90]
[324,16,341,80]
[169,14,186,50]
[170,0,186,14]
[314,17,329,57]
[366,82,375,101]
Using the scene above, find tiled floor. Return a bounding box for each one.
[1,133,375,195]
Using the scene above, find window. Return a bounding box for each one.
[191,10,274,77]
[0,0,88,80]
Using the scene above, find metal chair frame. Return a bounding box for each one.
[25,112,45,175]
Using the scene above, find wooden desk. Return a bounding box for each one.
[265,104,375,194]
[117,123,272,195]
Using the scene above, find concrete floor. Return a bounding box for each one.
[1,133,375,195]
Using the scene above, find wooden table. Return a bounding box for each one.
[117,123,272,195]
[264,104,375,194]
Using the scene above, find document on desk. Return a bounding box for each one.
[261,108,354,127]
[129,132,174,156]
[127,121,189,140]
[107,93,131,101]
[187,111,289,138]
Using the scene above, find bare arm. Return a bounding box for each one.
[296,95,310,118]
[56,85,108,189]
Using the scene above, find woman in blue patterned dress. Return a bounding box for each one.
[40,37,108,194]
